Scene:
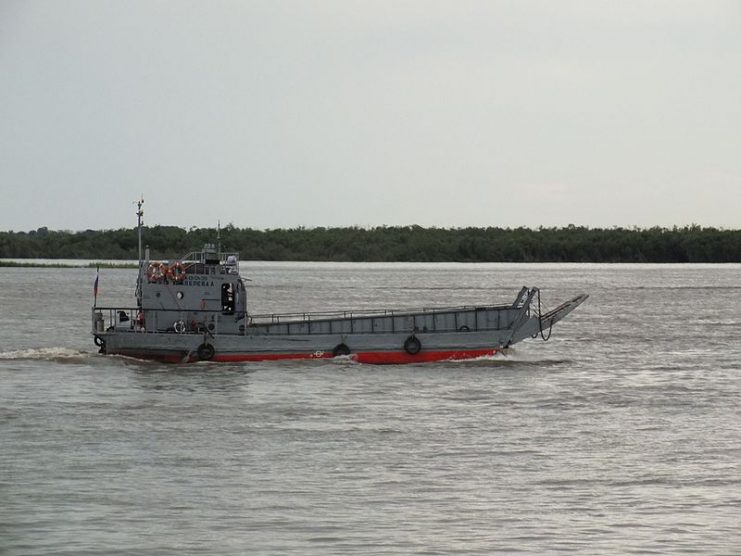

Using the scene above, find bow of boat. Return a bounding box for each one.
[540,293,590,328]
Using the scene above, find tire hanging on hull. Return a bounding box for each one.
[94,335,106,354]
[403,335,422,355]
[197,343,215,361]
[332,343,351,357]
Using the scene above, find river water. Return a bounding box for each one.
[1,262,740,555]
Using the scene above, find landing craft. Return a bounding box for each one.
[92,202,588,364]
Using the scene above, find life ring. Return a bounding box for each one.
[173,320,186,334]
[168,261,187,283]
[332,343,351,357]
[403,335,422,355]
[197,343,215,361]
[147,262,167,283]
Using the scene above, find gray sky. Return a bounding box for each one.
[1,1,739,231]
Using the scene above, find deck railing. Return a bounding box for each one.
[93,299,528,337]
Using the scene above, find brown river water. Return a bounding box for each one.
[1,262,740,555]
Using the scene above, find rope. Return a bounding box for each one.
[537,289,553,341]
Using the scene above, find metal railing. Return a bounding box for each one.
[93,297,532,337]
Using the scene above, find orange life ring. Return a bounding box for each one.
[168,261,187,283]
[147,262,167,282]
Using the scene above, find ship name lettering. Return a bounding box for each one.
[183,275,215,287]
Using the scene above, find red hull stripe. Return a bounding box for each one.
[351,349,497,365]
[118,349,498,365]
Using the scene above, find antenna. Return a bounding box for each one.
[217,219,221,255]
[135,196,144,305]
[136,196,144,264]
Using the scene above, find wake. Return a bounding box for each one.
[0,347,95,363]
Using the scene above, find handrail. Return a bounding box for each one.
[180,250,240,264]
[94,301,521,324]
[247,303,515,323]
[93,298,533,337]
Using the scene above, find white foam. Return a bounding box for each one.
[0,347,92,361]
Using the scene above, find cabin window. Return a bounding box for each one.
[176,291,184,300]
[221,283,235,314]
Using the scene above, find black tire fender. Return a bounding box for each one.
[94,335,106,354]
[403,335,422,355]
[197,343,215,361]
[332,343,351,357]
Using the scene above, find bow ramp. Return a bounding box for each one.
[508,290,589,346]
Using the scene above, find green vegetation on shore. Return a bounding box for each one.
[1,225,740,263]
[0,260,137,269]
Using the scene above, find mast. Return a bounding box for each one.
[217,219,221,256]
[136,197,144,263]
[135,197,144,305]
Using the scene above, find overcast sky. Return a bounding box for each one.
[1,1,739,232]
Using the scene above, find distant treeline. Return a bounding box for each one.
[2,225,741,263]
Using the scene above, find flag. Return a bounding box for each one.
[93,265,99,305]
